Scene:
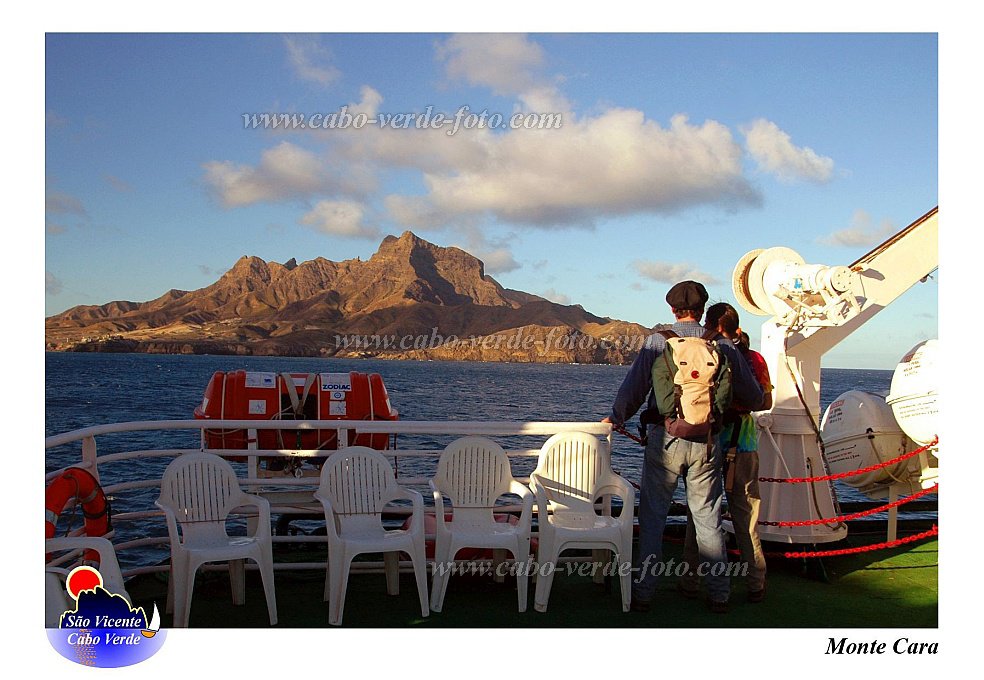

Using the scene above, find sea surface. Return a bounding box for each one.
[44,352,905,568]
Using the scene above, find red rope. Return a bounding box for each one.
[760,436,938,484]
[612,423,645,445]
[759,484,938,527]
[781,525,938,558]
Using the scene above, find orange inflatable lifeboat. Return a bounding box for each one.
[194,371,398,458]
[45,467,111,563]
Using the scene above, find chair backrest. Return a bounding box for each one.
[533,432,606,516]
[434,437,514,508]
[46,537,130,627]
[158,452,244,527]
[317,447,399,516]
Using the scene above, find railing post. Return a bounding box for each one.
[247,428,259,481]
[887,486,898,543]
[245,428,261,537]
[594,425,613,584]
[82,436,99,482]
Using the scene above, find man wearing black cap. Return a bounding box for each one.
[605,280,763,613]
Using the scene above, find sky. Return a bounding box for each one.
[44,32,938,368]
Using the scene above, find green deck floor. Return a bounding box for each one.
[124,534,938,629]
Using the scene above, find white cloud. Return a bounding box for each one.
[225,34,761,232]
[819,209,896,247]
[517,85,570,116]
[299,200,380,240]
[203,141,370,207]
[437,33,543,97]
[450,226,521,275]
[742,119,834,183]
[633,260,721,286]
[207,37,817,241]
[350,85,383,118]
[46,221,67,235]
[436,33,570,113]
[384,111,759,227]
[46,271,63,295]
[349,122,492,176]
[284,35,340,87]
[480,248,521,275]
[542,288,572,305]
[46,191,87,217]
[204,86,386,208]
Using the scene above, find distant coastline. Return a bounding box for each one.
[45,329,649,366]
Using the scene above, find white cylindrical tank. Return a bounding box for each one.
[820,390,910,488]
[887,339,939,448]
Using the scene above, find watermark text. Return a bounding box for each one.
[243,106,563,136]
[332,327,655,356]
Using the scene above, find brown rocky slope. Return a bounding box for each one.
[45,231,656,363]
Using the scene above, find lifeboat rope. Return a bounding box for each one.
[759,483,938,527]
[760,436,938,483]
[612,423,645,445]
[780,524,938,558]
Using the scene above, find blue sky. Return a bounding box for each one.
[45,32,938,368]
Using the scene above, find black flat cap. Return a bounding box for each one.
[665,280,709,309]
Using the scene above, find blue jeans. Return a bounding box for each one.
[633,426,730,603]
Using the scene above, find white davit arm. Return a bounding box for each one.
[730,207,938,544]
[734,207,938,355]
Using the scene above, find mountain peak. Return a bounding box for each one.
[377,230,429,255]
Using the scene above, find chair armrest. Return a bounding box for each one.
[154,500,182,545]
[528,472,552,513]
[391,486,425,508]
[46,537,127,597]
[596,474,636,524]
[238,493,273,539]
[595,481,634,504]
[508,479,535,529]
[312,491,341,541]
[430,481,448,531]
[508,479,533,500]
[391,487,425,530]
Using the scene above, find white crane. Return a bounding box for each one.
[732,207,938,543]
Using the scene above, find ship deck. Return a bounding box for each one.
[124,530,938,628]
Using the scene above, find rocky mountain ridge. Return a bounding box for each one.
[45,231,656,364]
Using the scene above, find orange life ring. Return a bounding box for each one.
[45,468,110,563]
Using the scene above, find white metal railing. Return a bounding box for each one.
[45,419,616,578]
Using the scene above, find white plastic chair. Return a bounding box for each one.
[314,447,429,626]
[429,436,534,613]
[530,432,635,613]
[156,452,277,627]
[45,536,130,628]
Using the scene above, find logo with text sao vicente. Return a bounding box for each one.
[47,565,166,667]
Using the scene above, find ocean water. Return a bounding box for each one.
[44,352,900,568]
